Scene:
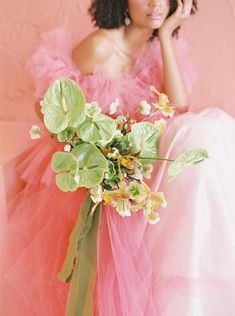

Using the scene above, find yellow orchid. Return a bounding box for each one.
[126,183,146,200]
[120,157,135,170]
[102,186,131,217]
[150,85,175,118]
[149,191,168,209]
[141,191,167,224]
[102,184,129,204]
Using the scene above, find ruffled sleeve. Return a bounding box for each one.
[26,27,118,112]
[26,27,197,116]
[26,27,84,100]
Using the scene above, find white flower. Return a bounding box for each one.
[90,185,103,203]
[139,100,151,115]
[109,98,120,115]
[86,102,102,117]
[29,125,42,140]
[74,175,80,184]
[64,144,71,152]
[107,147,120,159]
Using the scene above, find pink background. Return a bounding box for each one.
[0,1,235,313]
[0,0,235,164]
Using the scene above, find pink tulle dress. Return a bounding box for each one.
[2,27,235,316]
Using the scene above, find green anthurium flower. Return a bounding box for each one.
[127,122,160,163]
[51,152,80,192]
[72,143,109,188]
[75,113,117,147]
[168,149,209,182]
[42,77,86,133]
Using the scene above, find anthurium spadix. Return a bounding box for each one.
[41,77,86,133]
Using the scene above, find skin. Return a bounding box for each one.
[72,0,193,113]
[35,0,193,118]
[124,0,193,112]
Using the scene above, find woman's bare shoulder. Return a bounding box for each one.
[72,29,115,75]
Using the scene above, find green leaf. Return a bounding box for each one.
[42,77,86,133]
[75,113,117,147]
[168,149,209,182]
[51,152,79,192]
[127,122,159,163]
[72,143,109,188]
[110,136,130,155]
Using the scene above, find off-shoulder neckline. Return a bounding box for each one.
[68,37,159,83]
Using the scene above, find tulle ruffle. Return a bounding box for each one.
[96,107,235,316]
[2,132,88,315]
[26,26,197,118]
[3,25,234,316]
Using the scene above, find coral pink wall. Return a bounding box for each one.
[0,0,235,164]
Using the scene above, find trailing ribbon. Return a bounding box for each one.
[57,192,101,316]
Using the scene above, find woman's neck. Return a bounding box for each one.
[122,24,153,56]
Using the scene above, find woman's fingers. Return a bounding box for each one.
[158,0,193,36]
[176,0,192,19]
[181,0,193,16]
[176,0,183,14]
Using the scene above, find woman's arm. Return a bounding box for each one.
[158,0,194,113]
[158,32,189,113]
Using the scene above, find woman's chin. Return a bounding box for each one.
[148,21,164,29]
[142,19,164,30]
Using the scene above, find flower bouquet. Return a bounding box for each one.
[31,77,208,313]
[33,77,208,224]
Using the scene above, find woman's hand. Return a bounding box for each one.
[158,0,193,38]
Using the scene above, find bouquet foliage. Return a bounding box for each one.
[31,77,208,224]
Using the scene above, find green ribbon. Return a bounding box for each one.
[57,192,101,316]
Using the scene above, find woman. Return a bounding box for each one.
[2,0,235,315]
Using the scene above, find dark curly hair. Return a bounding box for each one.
[89,0,198,39]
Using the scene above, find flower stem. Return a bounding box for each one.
[141,109,160,122]
[140,156,174,162]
